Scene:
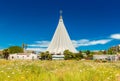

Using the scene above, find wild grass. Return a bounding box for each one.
[0,60,120,81]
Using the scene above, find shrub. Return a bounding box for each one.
[40,51,52,60]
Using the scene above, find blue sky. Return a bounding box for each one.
[0,0,120,51]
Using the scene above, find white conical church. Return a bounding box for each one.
[47,11,77,54]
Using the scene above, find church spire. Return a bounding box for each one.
[60,10,63,19]
[47,10,77,54]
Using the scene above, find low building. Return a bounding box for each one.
[0,50,3,55]
[52,55,64,60]
[93,55,119,61]
[9,53,38,60]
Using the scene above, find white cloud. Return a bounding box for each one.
[72,39,111,48]
[26,48,46,52]
[110,34,120,39]
[27,41,50,52]
[35,41,50,44]
[28,41,50,48]
[27,38,111,52]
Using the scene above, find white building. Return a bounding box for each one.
[9,53,38,60]
[47,11,77,54]
[93,55,119,61]
[52,55,64,60]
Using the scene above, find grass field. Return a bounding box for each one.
[0,60,120,81]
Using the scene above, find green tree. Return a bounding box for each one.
[86,50,90,56]
[107,47,116,55]
[75,51,83,60]
[40,52,45,60]
[3,49,9,60]
[97,50,104,55]
[40,51,52,60]
[103,50,107,54]
[8,46,23,54]
[85,50,93,60]
[64,50,74,60]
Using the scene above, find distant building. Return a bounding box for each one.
[52,55,64,60]
[0,50,3,55]
[9,53,38,60]
[93,55,119,61]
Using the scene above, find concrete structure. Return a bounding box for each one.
[9,53,38,60]
[52,55,64,60]
[47,11,77,54]
[93,55,119,61]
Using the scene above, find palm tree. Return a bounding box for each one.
[22,43,27,53]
